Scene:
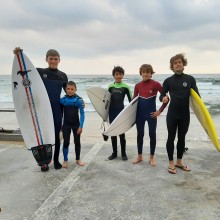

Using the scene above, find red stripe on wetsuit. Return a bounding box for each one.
[134,79,167,112]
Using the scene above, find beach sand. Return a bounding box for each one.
[0,111,220,219]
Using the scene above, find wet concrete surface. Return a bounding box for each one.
[1,138,220,220]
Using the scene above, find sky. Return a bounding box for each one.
[1,0,220,75]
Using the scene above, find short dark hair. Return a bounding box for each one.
[46,49,60,59]
[139,64,155,75]
[112,66,125,76]
[66,81,76,88]
[170,53,187,70]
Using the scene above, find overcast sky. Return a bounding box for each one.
[1,0,220,75]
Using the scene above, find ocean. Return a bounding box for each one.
[0,74,220,116]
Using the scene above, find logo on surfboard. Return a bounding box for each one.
[13,82,18,89]
[22,78,32,88]
[17,70,31,77]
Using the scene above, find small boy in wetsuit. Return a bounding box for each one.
[60,81,85,167]
[133,64,168,166]
[108,66,132,161]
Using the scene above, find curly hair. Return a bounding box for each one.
[112,66,125,76]
[170,53,187,70]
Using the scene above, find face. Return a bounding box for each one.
[46,56,60,69]
[66,85,76,96]
[172,58,184,73]
[141,70,152,81]
[113,71,124,83]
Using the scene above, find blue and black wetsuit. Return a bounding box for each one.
[60,95,84,161]
[108,82,132,156]
[159,73,199,161]
[38,68,68,166]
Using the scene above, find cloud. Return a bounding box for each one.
[0,0,220,74]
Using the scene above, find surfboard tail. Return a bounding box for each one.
[31,144,53,166]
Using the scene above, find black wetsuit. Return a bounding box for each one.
[37,68,68,166]
[108,82,132,156]
[160,73,199,161]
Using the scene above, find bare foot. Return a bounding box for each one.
[76,160,86,166]
[149,156,156,166]
[132,155,143,164]
[175,159,191,171]
[62,161,68,168]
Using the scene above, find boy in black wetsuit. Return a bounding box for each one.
[61,81,85,167]
[160,53,200,174]
[13,47,68,172]
[108,66,132,161]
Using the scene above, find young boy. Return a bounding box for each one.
[133,64,168,166]
[13,47,68,172]
[108,66,132,161]
[160,53,200,174]
[60,81,85,167]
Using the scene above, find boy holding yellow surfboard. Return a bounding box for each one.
[160,53,200,174]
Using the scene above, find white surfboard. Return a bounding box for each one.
[103,96,139,136]
[86,87,111,122]
[12,51,55,150]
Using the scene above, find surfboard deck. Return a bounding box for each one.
[86,87,111,122]
[103,96,139,136]
[12,51,55,150]
[190,88,220,152]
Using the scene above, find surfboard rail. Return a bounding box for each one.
[190,88,220,152]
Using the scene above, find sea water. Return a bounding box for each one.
[0,74,220,116]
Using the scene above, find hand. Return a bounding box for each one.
[77,128,82,135]
[162,95,169,104]
[82,100,85,108]
[150,111,161,119]
[13,47,23,55]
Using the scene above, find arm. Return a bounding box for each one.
[150,82,169,118]
[191,76,200,97]
[77,99,85,134]
[62,74,68,92]
[125,86,132,102]
[159,79,169,104]
[157,82,169,112]
[133,84,138,99]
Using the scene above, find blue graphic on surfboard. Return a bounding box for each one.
[12,51,55,164]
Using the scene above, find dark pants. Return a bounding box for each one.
[136,97,157,155]
[109,108,126,155]
[136,117,157,155]
[166,113,190,161]
[63,125,81,160]
[52,106,62,164]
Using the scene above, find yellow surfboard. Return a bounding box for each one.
[190,88,220,152]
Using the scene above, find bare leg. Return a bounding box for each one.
[149,155,156,166]
[168,160,176,174]
[62,161,68,168]
[132,154,143,164]
[76,160,86,166]
[175,159,191,171]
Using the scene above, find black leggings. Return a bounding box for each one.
[166,114,190,161]
[111,134,126,155]
[63,125,81,160]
